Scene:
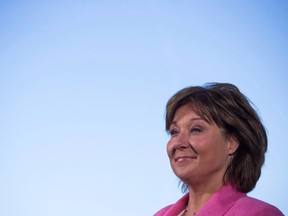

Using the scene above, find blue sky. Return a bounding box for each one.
[0,1,287,215]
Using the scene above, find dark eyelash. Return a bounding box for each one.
[190,127,202,133]
[169,129,178,136]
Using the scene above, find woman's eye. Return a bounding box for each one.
[169,129,178,136]
[190,127,202,133]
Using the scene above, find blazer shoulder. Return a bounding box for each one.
[232,196,284,215]
[154,205,172,216]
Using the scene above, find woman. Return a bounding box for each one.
[154,83,284,216]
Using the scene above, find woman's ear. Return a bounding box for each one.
[228,136,239,155]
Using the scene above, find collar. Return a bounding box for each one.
[163,184,246,216]
[196,184,246,216]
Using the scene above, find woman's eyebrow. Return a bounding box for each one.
[189,117,203,121]
[170,117,203,126]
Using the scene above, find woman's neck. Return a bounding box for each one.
[186,181,223,214]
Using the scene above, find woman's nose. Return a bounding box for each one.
[173,132,190,149]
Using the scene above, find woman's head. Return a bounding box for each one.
[165,83,267,193]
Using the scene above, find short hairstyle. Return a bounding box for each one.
[165,82,267,193]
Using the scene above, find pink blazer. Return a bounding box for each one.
[154,184,284,216]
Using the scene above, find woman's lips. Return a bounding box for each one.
[175,156,197,162]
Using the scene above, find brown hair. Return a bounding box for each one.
[166,83,267,193]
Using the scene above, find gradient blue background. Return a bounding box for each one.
[0,1,287,215]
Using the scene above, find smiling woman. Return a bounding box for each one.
[167,103,238,191]
[154,83,284,216]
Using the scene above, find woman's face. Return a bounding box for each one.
[167,103,238,186]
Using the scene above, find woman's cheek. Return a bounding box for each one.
[166,140,174,157]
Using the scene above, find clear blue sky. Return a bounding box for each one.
[0,1,287,215]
